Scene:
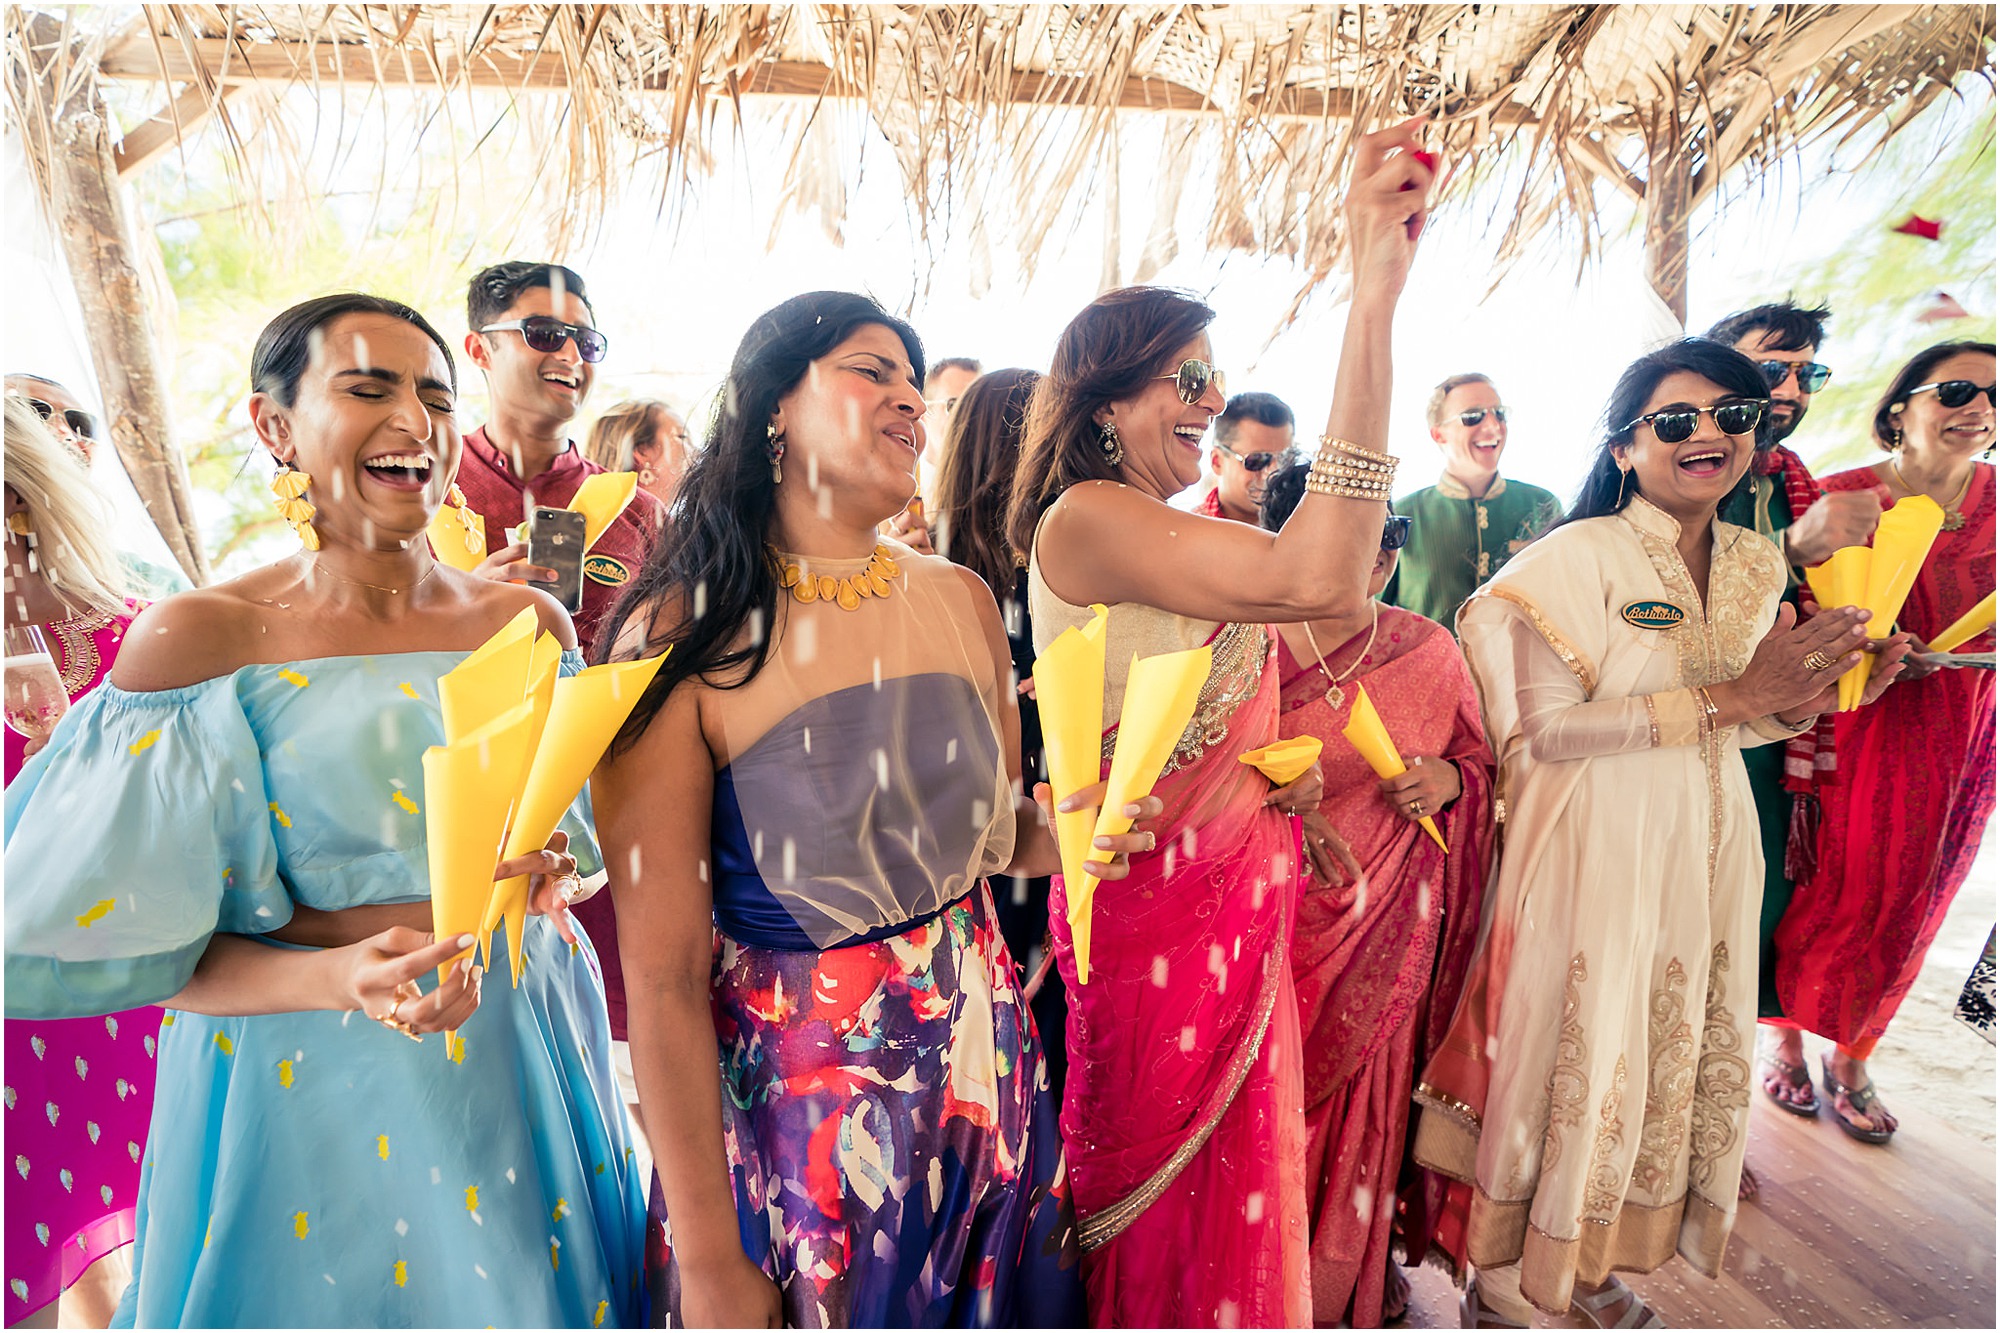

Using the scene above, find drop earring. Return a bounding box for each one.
[1098,420,1124,467]
[767,423,786,485]
[271,464,320,551]
[1614,459,1633,509]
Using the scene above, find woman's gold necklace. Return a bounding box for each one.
[777,544,900,611]
[311,559,440,596]
[1300,601,1378,711]
[1889,456,1975,532]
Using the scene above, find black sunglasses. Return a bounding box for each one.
[1455,406,1508,428]
[480,316,609,364]
[1623,398,1767,445]
[1381,514,1412,551]
[1756,360,1833,394]
[1216,441,1296,473]
[14,395,98,440]
[1157,358,1227,405]
[1907,379,1997,410]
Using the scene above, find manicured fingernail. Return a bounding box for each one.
[1093,837,1112,849]
[456,934,476,950]
[1121,803,1143,817]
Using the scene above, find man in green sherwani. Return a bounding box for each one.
[1384,372,1561,629]
[1702,300,1884,1137]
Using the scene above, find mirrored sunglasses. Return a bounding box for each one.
[1216,441,1296,473]
[1623,398,1766,445]
[1158,358,1226,405]
[480,316,609,363]
[1381,514,1412,550]
[1756,360,1833,394]
[1455,406,1508,428]
[1907,379,1997,411]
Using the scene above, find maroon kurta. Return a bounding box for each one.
[449,425,664,1040]
[1774,464,1997,1049]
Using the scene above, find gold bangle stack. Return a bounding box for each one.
[1304,435,1398,501]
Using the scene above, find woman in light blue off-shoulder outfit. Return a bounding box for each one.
[3,294,645,1327]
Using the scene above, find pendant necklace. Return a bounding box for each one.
[1889,457,1974,532]
[1300,601,1377,712]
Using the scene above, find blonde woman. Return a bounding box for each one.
[585,398,689,510]
[4,395,150,1328]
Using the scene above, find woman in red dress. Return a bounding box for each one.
[1773,339,1996,1143]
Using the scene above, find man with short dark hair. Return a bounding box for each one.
[1383,372,1559,628]
[1701,299,1885,1133]
[455,261,663,657]
[1200,391,1297,525]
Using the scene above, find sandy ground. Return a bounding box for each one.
[1832,823,1996,1142]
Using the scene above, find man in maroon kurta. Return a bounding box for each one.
[456,261,663,1047]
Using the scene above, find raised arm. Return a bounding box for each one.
[594,681,783,1327]
[1037,118,1434,624]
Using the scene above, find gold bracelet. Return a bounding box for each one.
[1695,686,1720,737]
[1318,435,1400,469]
[1303,476,1394,500]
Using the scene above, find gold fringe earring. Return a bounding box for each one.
[272,466,321,551]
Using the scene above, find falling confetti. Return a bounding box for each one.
[294,1211,309,1238]
[1893,214,1943,240]
[378,1136,391,1160]
[278,1060,295,1089]
[214,1033,234,1056]
[393,1260,408,1288]
[278,669,311,689]
[449,1035,467,1064]
[74,899,116,929]
[392,790,420,814]
[465,1185,480,1213]
[552,1197,571,1222]
[269,804,293,828]
[127,729,161,755]
[594,1300,608,1327]
[400,681,421,699]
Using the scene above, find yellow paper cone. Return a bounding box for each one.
[1341,684,1447,851]
[1846,496,1946,710]
[474,641,564,972]
[1074,647,1212,983]
[568,472,638,552]
[423,700,538,1051]
[427,501,487,572]
[1237,736,1323,788]
[1805,546,1872,711]
[438,608,538,741]
[1030,606,1112,968]
[481,651,670,983]
[1931,591,1997,653]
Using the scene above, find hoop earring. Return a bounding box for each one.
[271,464,321,551]
[1098,420,1124,467]
[767,423,786,484]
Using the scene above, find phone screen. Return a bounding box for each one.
[528,507,587,613]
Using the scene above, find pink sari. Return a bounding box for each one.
[1050,622,1311,1328]
[1276,610,1493,1326]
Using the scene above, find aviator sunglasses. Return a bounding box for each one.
[1756,360,1833,394]
[1905,379,1997,411]
[1455,406,1508,428]
[1157,358,1227,405]
[1622,398,1767,444]
[1380,514,1413,551]
[13,395,98,440]
[1216,440,1297,473]
[479,316,610,363]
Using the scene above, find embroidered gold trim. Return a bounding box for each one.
[1414,1081,1480,1131]
[1635,958,1695,1198]
[1099,620,1269,777]
[1581,1055,1629,1221]
[1076,930,1285,1251]
[1478,586,1597,693]
[1539,953,1589,1176]
[1688,941,1751,1196]
[48,608,114,695]
[1641,692,1660,748]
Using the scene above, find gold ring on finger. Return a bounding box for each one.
[553,872,584,904]
[1408,800,1424,817]
[1802,649,1836,672]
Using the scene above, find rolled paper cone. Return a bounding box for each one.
[438,607,538,742]
[1848,496,1946,710]
[1341,684,1447,852]
[426,501,487,571]
[1931,591,1997,653]
[1076,646,1213,983]
[1805,546,1872,713]
[1238,736,1323,788]
[1031,605,1112,976]
[424,700,538,1051]
[568,472,637,552]
[482,651,671,984]
[477,644,563,973]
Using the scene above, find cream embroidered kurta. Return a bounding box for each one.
[1413,497,1800,1314]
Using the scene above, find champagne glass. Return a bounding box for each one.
[4,624,68,742]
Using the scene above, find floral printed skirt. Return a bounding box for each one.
[647,883,1082,1327]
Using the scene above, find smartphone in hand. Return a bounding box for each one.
[528,506,587,613]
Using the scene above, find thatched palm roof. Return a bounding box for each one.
[3,4,1994,583]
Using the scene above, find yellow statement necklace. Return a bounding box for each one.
[777,544,901,610]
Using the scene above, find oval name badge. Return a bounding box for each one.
[583,552,632,587]
[1621,599,1687,631]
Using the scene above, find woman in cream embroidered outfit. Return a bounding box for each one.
[1412,340,1911,1328]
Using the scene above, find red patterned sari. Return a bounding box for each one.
[1276,608,1492,1326]
[1051,621,1311,1328]
[1774,464,1997,1052]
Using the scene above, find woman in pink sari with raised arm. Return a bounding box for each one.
[1005,118,1433,1328]
[1259,462,1494,1327]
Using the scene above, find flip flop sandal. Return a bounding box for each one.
[1760,1052,1821,1116]
[1573,1276,1667,1329]
[1820,1054,1895,1145]
[1458,1275,1529,1329]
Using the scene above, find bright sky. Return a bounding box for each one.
[5,82,1992,577]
